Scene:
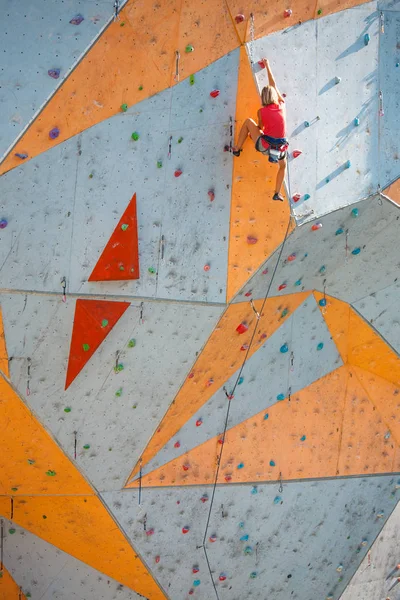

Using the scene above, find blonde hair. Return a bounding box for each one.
[261,85,279,106]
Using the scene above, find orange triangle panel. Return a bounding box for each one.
[89,194,139,281]
[65,299,130,389]
[314,292,350,363]
[0,566,27,599]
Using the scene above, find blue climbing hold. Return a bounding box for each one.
[0,219,8,229]
[335,227,344,235]
[277,393,285,401]
[364,33,370,45]
[15,152,28,159]
[251,486,258,495]
[304,121,310,127]
[304,193,310,201]
[295,279,302,287]
[193,580,201,587]
[280,343,289,354]
[239,522,245,528]
[352,247,361,255]
[300,435,306,441]
[237,462,244,469]
[317,342,324,350]
[273,496,282,505]
[319,298,327,307]
[319,265,326,274]
[250,571,258,579]
[351,208,359,217]
[270,460,276,467]
[238,376,244,385]
[244,546,253,555]
[48,69,61,79]
[264,413,269,420]
[354,117,360,126]
[240,534,249,541]
[345,160,351,169]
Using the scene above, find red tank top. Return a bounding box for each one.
[260,102,286,138]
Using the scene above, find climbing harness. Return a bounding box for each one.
[256,135,289,163]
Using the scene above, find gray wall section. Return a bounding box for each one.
[2,520,142,600]
[352,281,400,354]
[250,3,380,218]
[0,293,223,491]
[103,477,400,600]
[0,0,112,159]
[379,8,400,188]
[0,50,238,303]
[340,500,400,600]
[137,294,343,479]
[233,194,399,304]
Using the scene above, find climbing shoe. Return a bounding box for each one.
[273,193,284,201]
[232,148,242,157]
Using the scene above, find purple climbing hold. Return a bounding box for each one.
[48,69,61,79]
[49,127,60,140]
[15,152,28,159]
[0,219,8,229]
[70,14,84,25]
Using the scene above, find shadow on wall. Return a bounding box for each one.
[335,11,379,60]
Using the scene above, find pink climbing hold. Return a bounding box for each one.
[182,526,190,534]
[155,556,160,563]
[209,534,217,543]
[240,344,249,351]
[247,236,258,245]
[188,372,194,379]
[225,474,232,482]
[312,222,323,231]
[174,441,181,448]
[284,8,292,17]
[292,149,302,158]
[204,264,210,271]
[235,14,245,23]
[210,89,220,98]
[287,253,296,262]
[236,322,248,334]
[262,268,269,274]
[292,193,301,203]
[278,283,287,291]
[208,190,215,201]
[196,418,203,427]
[146,528,154,536]
[174,169,182,177]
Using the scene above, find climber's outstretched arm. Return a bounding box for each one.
[262,58,285,103]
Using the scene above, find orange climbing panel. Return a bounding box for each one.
[0,374,92,496]
[125,292,310,485]
[89,193,139,281]
[314,0,370,19]
[314,292,350,362]
[10,496,166,599]
[0,306,9,377]
[383,178,400,206]
[227,47,292,301]
[0,567,27,600]
[65,299,130,389]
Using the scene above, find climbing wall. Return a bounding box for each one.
[1,0,400,599]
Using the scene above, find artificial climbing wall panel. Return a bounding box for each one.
[379,6,400,188]
[104,476,400,600]
[0,0,111,159]
[1,521,143,600]
[251,2,379,218]
[1,293,223,491]
[0,51,238,303]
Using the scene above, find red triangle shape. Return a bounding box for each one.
[65,299,130,389]
[89,193,140,281]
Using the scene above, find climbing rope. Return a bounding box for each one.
[248,13,255,65]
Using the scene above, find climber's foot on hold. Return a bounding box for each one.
[232,147,242,157]
[273,192,284,201]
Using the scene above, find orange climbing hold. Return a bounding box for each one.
[89,193,139,281]
[65,299,130,389]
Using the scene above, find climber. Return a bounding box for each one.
[232,58,288,202]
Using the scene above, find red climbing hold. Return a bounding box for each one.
[210,89,220,98]
[182,526,190,534]
[258,60,266,69]
[244,291,252,297]
[278,283,287,291]
[225,475,232,482]
[287,253,296,262]
[192,566,200,574]
[240,344,249,351]
[65,299,130,389]
[247,236,258,245]
[146,528,154,536]
[236,322,248,334]
[196,418,203,427]
[89,193,139,281]
[200,494,209,503]
[292,193,301,203]
[155,556,160,563]
[174,441,181,448]
[262,268,269,275]
[284,8,292,17]
[209,534,217,543]
[235,14,245,23]
[188,590,194,596]
[292,149,302,158]
[206,378,214,387]
[218,437,224,444]
[208,190,215,201]
[219,574,227,581]
[182,464,190,471]
[188,372,194,379]
[204,264,210,272]
[174,169,183,177]
[312,222,323,231]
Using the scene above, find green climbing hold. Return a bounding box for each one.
[121,103,128,112]
[115,388,123,397]
[11,487,18,492]
[46,470,56,476]
[138,85,143,91]
[189,74,195,85]
[121,223,129,231]
[119,264,125,271]
[27,459,35,465]
[89,173,94,179]
[185,44,194,53]
[178,137,184,143]
[0,572,3,578]
[132,404,137,409]
[131,131,140,141]
[120,21,125,26]
[157,160,163,168]
[83,444,90,450]
[64,407,71,413]
[101,319,109,328]
[9,528,16,535]
[42,515,47,519]
[114,363,124,373]
[199,108,203,113]
[148,267,156,274]
[281,308,289,318]
[317,8,322,14]
[128,338,136,348]
[82,343,90,352]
